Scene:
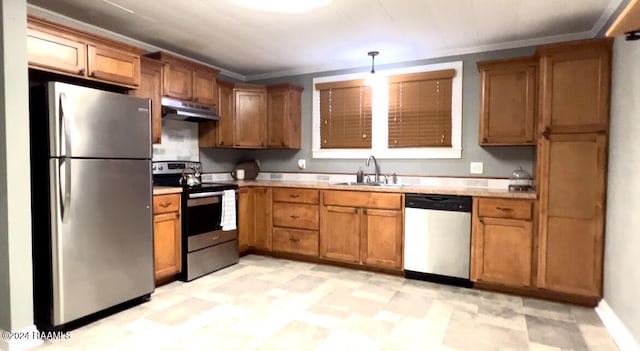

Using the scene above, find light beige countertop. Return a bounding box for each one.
[213,180,536,199]
[152,186,183,195]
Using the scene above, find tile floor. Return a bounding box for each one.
[34,255,619,351]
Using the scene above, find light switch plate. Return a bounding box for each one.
[470,162,483,174]
[298,159,306,169]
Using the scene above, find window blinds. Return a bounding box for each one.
[316,79,372,149]
[388,69,455,148]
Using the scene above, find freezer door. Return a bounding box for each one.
[49,158,154,326]
[48,82,151,159]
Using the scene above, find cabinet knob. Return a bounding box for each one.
[78,68,86,75]
[482,138,488,143]
[542,128,551,140]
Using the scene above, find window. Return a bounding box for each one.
[317,80,372,148]
[312,61,463,159]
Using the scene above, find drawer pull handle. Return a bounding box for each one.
[289,237,300,243]
[496,207,513,212]
[290,194,300,198]
[211,236,219,241]
[290,215,300,219]
[159,203,172,208]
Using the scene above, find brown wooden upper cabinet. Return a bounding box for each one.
[129,57,163,144]
[27,15,142,89]
[198,79,234,148]
[537,39,612,135]
[146,52,219,106]
[267,84,303,149]
[234,84,267,148]
[478,57,537,145]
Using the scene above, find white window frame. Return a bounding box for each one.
[312,61,463,159]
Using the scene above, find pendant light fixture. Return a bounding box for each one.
[365,50,386,87]
[368,51,379,74]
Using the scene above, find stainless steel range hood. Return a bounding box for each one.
[161,97,219,122]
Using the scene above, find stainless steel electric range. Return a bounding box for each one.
[152,161,239,281]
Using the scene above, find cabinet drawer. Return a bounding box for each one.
[272,188,319,204]
[272,202,318,230]
[477,198,532,220]
[322,190,402,210]
[272,228,318,256]
[153,194,181,214]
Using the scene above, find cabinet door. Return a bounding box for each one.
[267,89,287,147]
[472,217,533,287]
[478,58,536,145]
[361,208,403,269]
[163,63,193,100]
[252,187,271,250]
[193,69,218,106]
[87,44,140,87]
[537,133,607,296]
[538,40,611,134]
[234,88,266,147]
[217,82,235,147]
[238,188,252,253]
[27,27,86,76]
[319,205,360,263]
[129,57,163,144]
[153,212,181,281]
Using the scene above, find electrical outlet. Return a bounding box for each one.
[298,159,306,169]
[470,162,484,174]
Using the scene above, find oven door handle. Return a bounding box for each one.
[189,190,236,199]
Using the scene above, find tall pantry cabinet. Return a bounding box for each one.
[535,39,612,299]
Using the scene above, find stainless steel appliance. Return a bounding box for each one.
[152,161,239,281]
[403,194,473,287]
[161,97,219,122]
[29,82,154,330]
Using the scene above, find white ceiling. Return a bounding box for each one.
[26,0,624,81]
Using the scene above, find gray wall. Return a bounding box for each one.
[604,37,640,344]
[0,0,34,332]
[200,47,537,178]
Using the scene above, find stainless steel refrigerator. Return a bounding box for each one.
[29,82,154,330]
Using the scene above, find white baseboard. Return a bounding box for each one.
[596,299,640,351]
[0,325,43,351]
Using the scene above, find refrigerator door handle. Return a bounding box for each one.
[59,158,71,222]
[59,92,72,156]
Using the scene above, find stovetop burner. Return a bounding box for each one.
[152,161,237,193]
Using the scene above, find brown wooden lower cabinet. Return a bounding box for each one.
[238,187,271,252]
[271,188,319,257]
[361,208,403,269]
[319,190,403,270]
[320,205,361,263]
[536,132,607,297]
[472,198,535,288]
[152,194,181,283]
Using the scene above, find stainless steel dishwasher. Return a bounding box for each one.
[403,194,473,287]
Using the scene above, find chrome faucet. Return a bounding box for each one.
[366,155,380,183]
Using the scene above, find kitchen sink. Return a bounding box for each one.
[333,182,404,188]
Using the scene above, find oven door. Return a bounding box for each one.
[185,191,238,252]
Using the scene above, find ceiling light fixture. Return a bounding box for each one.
[365,50,386,87]
[228,0,332,14]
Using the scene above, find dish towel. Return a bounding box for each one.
[221,189,237,231]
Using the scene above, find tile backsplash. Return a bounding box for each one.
[152,119,199,161]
